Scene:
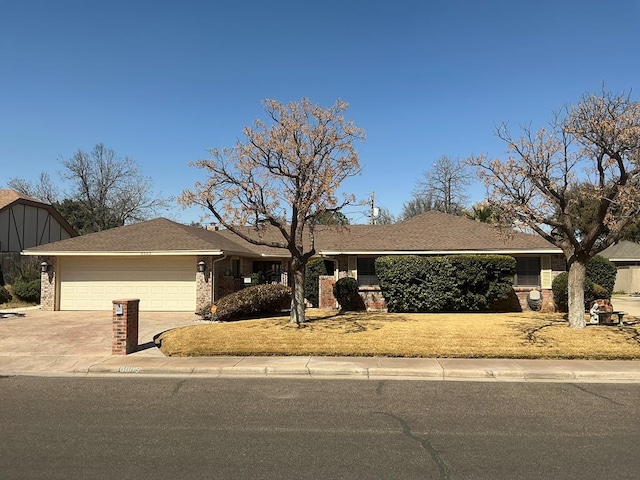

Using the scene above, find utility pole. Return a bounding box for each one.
[370,191,375,225]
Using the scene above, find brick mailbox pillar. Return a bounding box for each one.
[112,299,140,355]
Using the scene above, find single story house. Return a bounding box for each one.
[23,211,565,312]
[1,189,77,283]
[599,240,640,294]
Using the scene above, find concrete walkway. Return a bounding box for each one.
[2,305,640,382]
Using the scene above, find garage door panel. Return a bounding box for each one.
[59,256,196,311]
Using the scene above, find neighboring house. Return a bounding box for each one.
[600,241,640,293]
[23,211,564,312]
[0,189,77,283]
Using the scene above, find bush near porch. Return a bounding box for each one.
[375,255,516,313]
[214,283,292,321]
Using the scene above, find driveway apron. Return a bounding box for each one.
[0,309,198,374]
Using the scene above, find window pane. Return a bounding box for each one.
[357,258,377,286]
[515,257,540,287]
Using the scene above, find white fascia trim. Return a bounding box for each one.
[319,249,563,256]
[21,250,225,257]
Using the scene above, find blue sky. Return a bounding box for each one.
[2,0,639,224]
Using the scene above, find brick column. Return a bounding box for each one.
[112,299,140,355]
[318,275,338,309]
[195,256,213,312]
[40,256,57,311]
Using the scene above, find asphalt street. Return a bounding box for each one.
[2,377,640,480]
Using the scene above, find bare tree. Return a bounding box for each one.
[8,144,170,234]
[468,89,640,328]
[415,155,471,214]
[62,144,170,231]
[8,172,59,204]
[180,98,365,325]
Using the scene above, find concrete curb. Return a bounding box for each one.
[72,356,640,382]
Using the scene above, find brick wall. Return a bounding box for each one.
[514,288,556,313]
[318,275,337,309]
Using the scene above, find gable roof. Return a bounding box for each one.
[23,211,561,257]
[0,189,42,209]
[599,240,640,262]
[23,218,253,256]
[0,189,78,238]
[315,211,559,254]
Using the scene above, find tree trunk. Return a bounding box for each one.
[567,259,587,329]
[289,258,306,325]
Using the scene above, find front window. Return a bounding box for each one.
[515,257,540,287]
[357,257,378,286]
[252,261,282,283]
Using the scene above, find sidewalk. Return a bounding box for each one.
[2,308,640,382]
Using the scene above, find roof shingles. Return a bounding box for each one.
[24,211,560,256]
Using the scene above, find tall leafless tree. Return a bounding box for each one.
[180,98,365,325]
[469,89,640,328]
[415,155,471,215]
[9,144,171,234]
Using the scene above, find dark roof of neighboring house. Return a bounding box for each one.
[23,218,253,255]
[0,189,78,238]
[599,241,640,261]
[23,211,561,257]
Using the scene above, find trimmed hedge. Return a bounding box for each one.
[215,284,292,321]
[332,277,365,311]
[551,255,616,312]
[12,279,41,303]
[375,255,516,312]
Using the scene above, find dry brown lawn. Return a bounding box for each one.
[158,309,640,360]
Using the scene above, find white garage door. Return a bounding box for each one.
[59,256,196,311]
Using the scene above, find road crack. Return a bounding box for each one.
[375,411,450,479]
[571,384,626,407]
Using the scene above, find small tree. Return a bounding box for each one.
[180,98,364,325]
[469,89,640,328]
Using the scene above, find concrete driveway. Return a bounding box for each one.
[0,309,199,374]
[610,295,640,317]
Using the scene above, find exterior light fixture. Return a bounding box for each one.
[197,261,206,273]
[40,261,49,273]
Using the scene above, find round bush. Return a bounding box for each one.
[12,279,41,303]
[586,255,617,297]
[0,285,12,304]
[333,277,364,311]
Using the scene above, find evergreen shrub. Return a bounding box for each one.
[375,255,516,313]
[305,258,330,308]
[13,279,41,303]
[551,255,616,312]
[332,277,365,311]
